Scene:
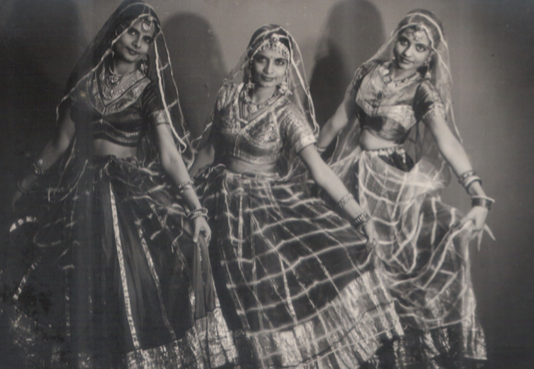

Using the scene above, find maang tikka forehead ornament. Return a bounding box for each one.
[254,35,291,60]
[141,16,155,32]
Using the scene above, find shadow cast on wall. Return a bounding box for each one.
[0,0,85,224]
[309,0,385,131]
[163,13,227,139]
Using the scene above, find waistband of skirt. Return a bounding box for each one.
[363,145,405,156]
[224,168,280,180]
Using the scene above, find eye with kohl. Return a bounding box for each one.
[113,19,156,65]
[393,28,432,74]
[251,49,288,89]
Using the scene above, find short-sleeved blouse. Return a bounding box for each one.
[68,67,170,147]
[211,82,316,165]
[350,61,446,144]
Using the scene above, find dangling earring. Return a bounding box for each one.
[277,73,288,94]
[246,64,255,91]
[138,55,149,74]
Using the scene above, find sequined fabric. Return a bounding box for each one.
[68,70,169,148]
[211,82,317,166]
[195,165,403,369]
[351,61,445,144]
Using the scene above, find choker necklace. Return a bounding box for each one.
[383,67,418,87]
[241,87,282,117]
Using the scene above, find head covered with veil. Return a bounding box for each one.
[330,9,458,188]
[195,24,318,179]
[55,0,192,191]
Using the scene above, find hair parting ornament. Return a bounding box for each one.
[254,35,291,60]
[248,26,293,62]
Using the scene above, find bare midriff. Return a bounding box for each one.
[222,156,277,174]
[93,139,137,158]
[359,129,401,151]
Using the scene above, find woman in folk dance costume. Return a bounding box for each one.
[318,9,493,368]
[2,1,235,367]
[191,24,403,369]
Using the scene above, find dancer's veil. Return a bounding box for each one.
[329,9,458,189]
[194,24,319,180]
[53,0,192,200]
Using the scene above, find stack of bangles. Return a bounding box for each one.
[187,207,208,221]
[457,170,495,210]
[337,193,371,229]
[457,169,481,192]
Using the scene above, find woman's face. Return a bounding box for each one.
[251,48,288,89]
[113,18,156,65]
[393,27,431,73]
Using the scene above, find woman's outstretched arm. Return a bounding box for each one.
[12,110,76,209]
[298,144,377,241]
[426,114,490,234]
[154,123,211,243]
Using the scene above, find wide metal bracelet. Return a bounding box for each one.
[352,212,371,229]
[471,196,495,210]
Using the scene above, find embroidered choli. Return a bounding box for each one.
[350,61,446,144]
[68,67,170,147]
[211,82,316,165]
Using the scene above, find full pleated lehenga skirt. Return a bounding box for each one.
[196,165,403,369]
[1,156,236,369]
[353,147,486,369]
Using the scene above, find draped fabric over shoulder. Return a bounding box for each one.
[0,1,236,368]
[327,10,487,368]
[194,24,402,369]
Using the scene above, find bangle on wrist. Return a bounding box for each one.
[17,181,31,194]
[457,170,476,182]
[457,170,482,193]
[352,212,371,229]
[316,145,327,154]
[337,193,354,210]
[471,196,494,210]
[177,180,194,194]
[187,207,208,221]
[33,159,46,176]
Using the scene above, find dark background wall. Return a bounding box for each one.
[0,0,532,367]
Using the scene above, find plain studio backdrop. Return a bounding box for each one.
[0,0,532,367]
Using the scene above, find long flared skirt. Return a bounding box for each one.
[354,148,486,368]
[1,156,236,368]
[196,165,403,369]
